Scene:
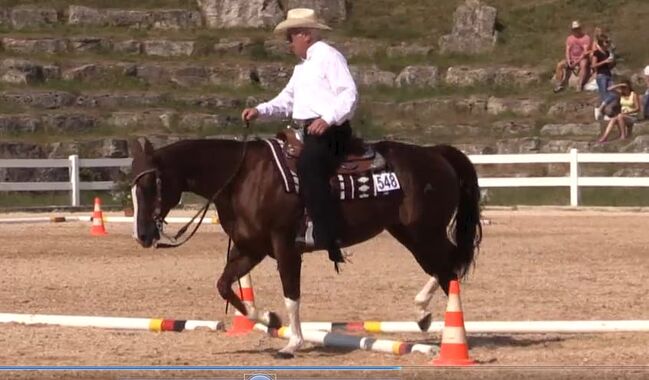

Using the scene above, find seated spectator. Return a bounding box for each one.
[644,65,649,120]
[591,36,616,120]
[597,79,640,143]
[554,21,592,93]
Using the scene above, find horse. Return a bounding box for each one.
[129,135,482,358]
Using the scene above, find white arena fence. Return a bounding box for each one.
[1,149,649,207]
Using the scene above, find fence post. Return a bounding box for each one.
[569,149,579,207]
[69,155,80,207]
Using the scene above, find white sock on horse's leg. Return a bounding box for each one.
[279,297,303,355]
[415,276,439,321]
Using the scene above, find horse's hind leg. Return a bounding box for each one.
[387,224,457,330]
[414,277,440,329]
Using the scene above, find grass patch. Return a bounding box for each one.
[2,0,648,68]
[484,187,649,207]
[0,190,117,208]
[5,186,649,209]
[340,0,649,68]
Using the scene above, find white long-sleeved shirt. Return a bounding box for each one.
[255,41,358,126]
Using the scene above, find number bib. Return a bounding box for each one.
[372,172,401,193]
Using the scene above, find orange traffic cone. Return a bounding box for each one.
[226,273,256,336]
[90,197,107,236]
[432,280,475,366]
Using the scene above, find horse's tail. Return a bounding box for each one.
[434,145,482,279]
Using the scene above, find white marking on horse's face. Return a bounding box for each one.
[131,185,139,241]
[131,183,159,247]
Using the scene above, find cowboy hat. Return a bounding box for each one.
[274,8,331,34]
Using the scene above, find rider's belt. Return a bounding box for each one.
[291,118,350,129]
[291,118,318,129]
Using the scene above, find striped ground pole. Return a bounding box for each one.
[0,313,224,332]
[300,321,444,333]
[79,215,221,224]
[254,324,438,356]
[0,215,221,225]
[300,320,649,334]
[0,216,81,224]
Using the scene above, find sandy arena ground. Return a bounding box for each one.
[0,208,648,379]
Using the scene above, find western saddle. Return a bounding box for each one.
[276,127,386,175]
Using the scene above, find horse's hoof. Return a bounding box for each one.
[274,351,294,359]
[417,313,432,331]
[268,311,282,329]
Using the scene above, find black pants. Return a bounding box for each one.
[296,122,351,250]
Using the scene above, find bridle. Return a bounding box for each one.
[131,161,230,248]
[131,168,165,233]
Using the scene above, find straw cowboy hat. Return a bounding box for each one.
[274,8,331,34]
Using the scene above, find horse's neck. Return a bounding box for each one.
[161,140,246,199]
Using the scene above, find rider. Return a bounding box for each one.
[241,8,358,267]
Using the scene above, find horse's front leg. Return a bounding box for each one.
[215,245,282,328]
[273,237,303,359]
[215,248,281,328]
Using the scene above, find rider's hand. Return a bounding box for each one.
[307,118,330,135]
[241,108,259,122]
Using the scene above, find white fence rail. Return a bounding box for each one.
[0,155,131,207]
[1,149,649,207]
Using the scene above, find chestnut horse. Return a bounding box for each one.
[129,137,482,358]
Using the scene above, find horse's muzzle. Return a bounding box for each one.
[135,228,160,248]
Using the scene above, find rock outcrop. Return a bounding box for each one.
[196,0,283,28]
[439,0,498,54]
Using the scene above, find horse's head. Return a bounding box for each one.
[129,138,182,248]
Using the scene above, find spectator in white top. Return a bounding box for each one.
[241,8,358,268]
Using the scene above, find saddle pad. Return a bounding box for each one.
[264,138,402,200]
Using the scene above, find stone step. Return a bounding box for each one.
[4,123,649,174]
[0,56,553,91]
[0,87,636,128]
[0,87,600,122]
[0,109,244,135]
[384,121,649,156]
[3,52,646,92]
[370,96,592,121]
[2,106,647,144]
[0,34,436,60]
[0,89,255,111]
[0,35,433,61]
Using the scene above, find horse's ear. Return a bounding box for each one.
[143,138,155,156]
[129,138,143,159]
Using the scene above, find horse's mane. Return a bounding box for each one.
[152,138,267,175]
[155,139,242,156]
